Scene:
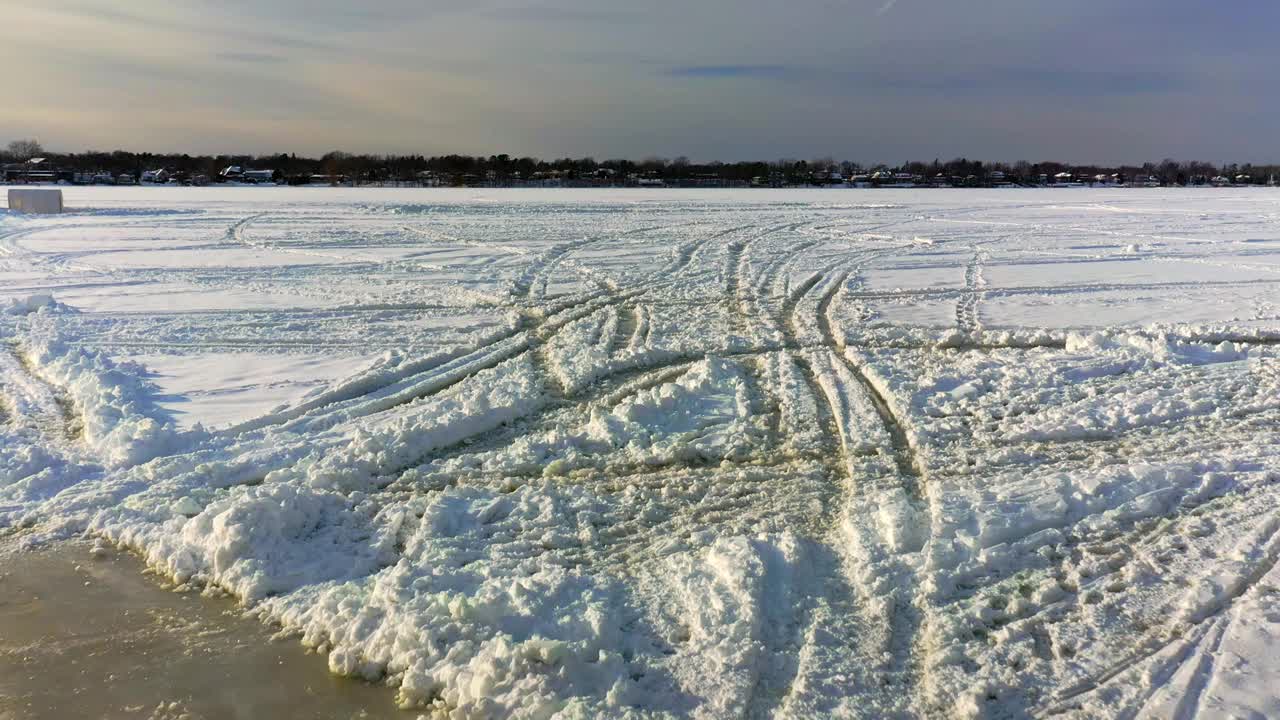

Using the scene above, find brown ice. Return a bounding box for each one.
[0,540,404,719]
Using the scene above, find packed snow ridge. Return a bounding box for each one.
[3,187,1280,718]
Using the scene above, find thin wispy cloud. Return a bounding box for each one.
[216,52,287,65]
[876,0,901,16]
[665,65,790,78]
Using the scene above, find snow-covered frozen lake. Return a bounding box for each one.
[2,187,1279,718]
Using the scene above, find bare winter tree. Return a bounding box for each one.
[6,139,44,161]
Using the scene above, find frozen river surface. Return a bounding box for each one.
[2,187,1280,718]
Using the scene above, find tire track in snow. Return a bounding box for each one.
[0,343,83,444]
[666,222,756,277]
[517,222,700,301]
[850,277,1280,302]
[271,287,652,463]
[230,213,461,271]
[767,349,895,717]
[225,213,266,248]
[0,224,117,275]
[723,239,746,333]
[399,223,531,259]
[725,221,816,346]
[817,279,925,482]
[385,333,876,496]
[393,345,780,475]
[953,485,1257,707]
[955,247,984,338]
[1042,509,1280,716]
[738,222,825,344]
[1124,614,1231,720]
[610,304,639,356]
[738,260,924,717]
[811,270,934,715]
[226,286,634,435]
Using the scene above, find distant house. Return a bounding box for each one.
[241,169,275,183]
[1091,173,1126,186]
[1210,175,1232,187]
[3,158,61,183]
[142,169,170,184]
[220,165,243,180]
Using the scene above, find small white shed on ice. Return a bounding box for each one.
[7,188,63,214]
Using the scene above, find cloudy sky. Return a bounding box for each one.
[2,1,1275,163]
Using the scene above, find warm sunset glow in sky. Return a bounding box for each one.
[3,1,1276,162]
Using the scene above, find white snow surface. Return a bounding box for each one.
[3,186,1280,718]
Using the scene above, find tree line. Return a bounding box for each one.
[4,139,1277,186]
